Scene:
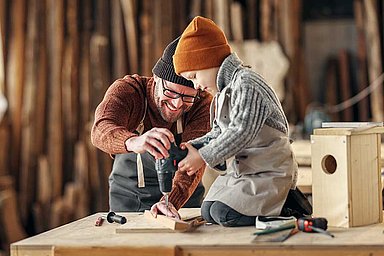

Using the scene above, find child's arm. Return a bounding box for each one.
[188,119,221,146]
[178,143,205,176]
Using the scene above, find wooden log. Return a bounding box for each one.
[354,0,370,121]
[33,156,51,233]
[0,119,9,176]
[140,0,153,76]
[260,0,271,41]
[0,190,27,247]
[204,0,215,19]
[74,141,89,219]
[0,176,13,191]
[0,16,4,94]
[111,0,128,79]
[191,0,202,19]
[213,0,231,39]
[325,58,341,122]
[338,50,354,121]
[35,0,48,157]
[6,0,26,182]
[19,0,39,223]
[47,0,64,199]
[79,0,91,134]
[363,0,383,121]
[121,0,139,73]
[246,0,258,39]
[230,1,243,42]
[279,0,306,123]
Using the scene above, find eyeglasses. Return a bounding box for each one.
[161,79,199,103]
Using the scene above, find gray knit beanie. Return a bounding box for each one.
[152,37,194,88]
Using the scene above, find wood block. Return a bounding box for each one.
[116,208,201,233]
[311,128,383,227]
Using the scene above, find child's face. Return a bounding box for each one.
[180,67,220,95]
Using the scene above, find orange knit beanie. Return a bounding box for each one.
[173,16,231,75]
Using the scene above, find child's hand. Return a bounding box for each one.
[178,143,205,176]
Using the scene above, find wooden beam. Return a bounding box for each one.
[111,0,128,79]
[121,0,139,73]
[354,0,370,121]
[19,0,39,224]
[364,0,383,121]
[0,190,27,246]
[47,0,64,199]
[6,0,26,182]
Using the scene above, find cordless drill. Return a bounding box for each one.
[155,142,227,208]
[155,143,188,207]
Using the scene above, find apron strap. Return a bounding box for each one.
[136,99,147,188]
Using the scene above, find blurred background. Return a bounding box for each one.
[0,0,383,254]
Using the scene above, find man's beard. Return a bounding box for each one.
[154,84,186,123]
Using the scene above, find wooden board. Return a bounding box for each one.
[10,212,384,256]
[116,208,201,233]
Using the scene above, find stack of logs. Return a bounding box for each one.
[0,0,383,254]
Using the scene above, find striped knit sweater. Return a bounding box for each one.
[190,53,290,169]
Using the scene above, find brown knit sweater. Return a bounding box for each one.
[91,74,212,209]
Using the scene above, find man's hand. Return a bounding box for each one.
[178,143,205,176]
[125,128,174,159]
[150,201,180,219]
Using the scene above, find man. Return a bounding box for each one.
[91,37,212,212]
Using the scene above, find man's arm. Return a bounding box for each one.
[91,76,146,154]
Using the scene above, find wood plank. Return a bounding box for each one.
[79,0,91,132]
[0,190,27,245]
[325,58,340,121]
[0,13,4,94]
[230,1,243,42]
[120,0,139,73]
[0,176,13,191]
[354,0,370,121]
[47,0,64,199]
[364,0,384,121]
[140,0,153,77]
[10,212,384,256]
[142,210,194,231]
[20,0,38,225]
[6,0,26,183]
[338,50,354,121]
[111,0,128,79]
[116,209,200,233]
[213,0,230,38]
[35,0,48,157]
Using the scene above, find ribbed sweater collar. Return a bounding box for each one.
[217,52,243,92]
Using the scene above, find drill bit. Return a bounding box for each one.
[164,193,169,216]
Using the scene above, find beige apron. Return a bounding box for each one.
[203,86,298,216]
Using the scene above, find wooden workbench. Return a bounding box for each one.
[11,212,384,256]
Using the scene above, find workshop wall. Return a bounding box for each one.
[0,0,383,255]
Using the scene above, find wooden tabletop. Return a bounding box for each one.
[11,212,384,256]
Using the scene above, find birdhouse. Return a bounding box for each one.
[311,126,384,228]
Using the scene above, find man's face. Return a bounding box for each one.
[154,77,199,123]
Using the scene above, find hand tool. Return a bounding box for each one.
[297,217,334,238]
[95,212,127,226]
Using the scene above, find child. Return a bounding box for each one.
[172,16,310,227]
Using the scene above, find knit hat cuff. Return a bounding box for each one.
[152,58,194,87]
[173,44,231,75]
